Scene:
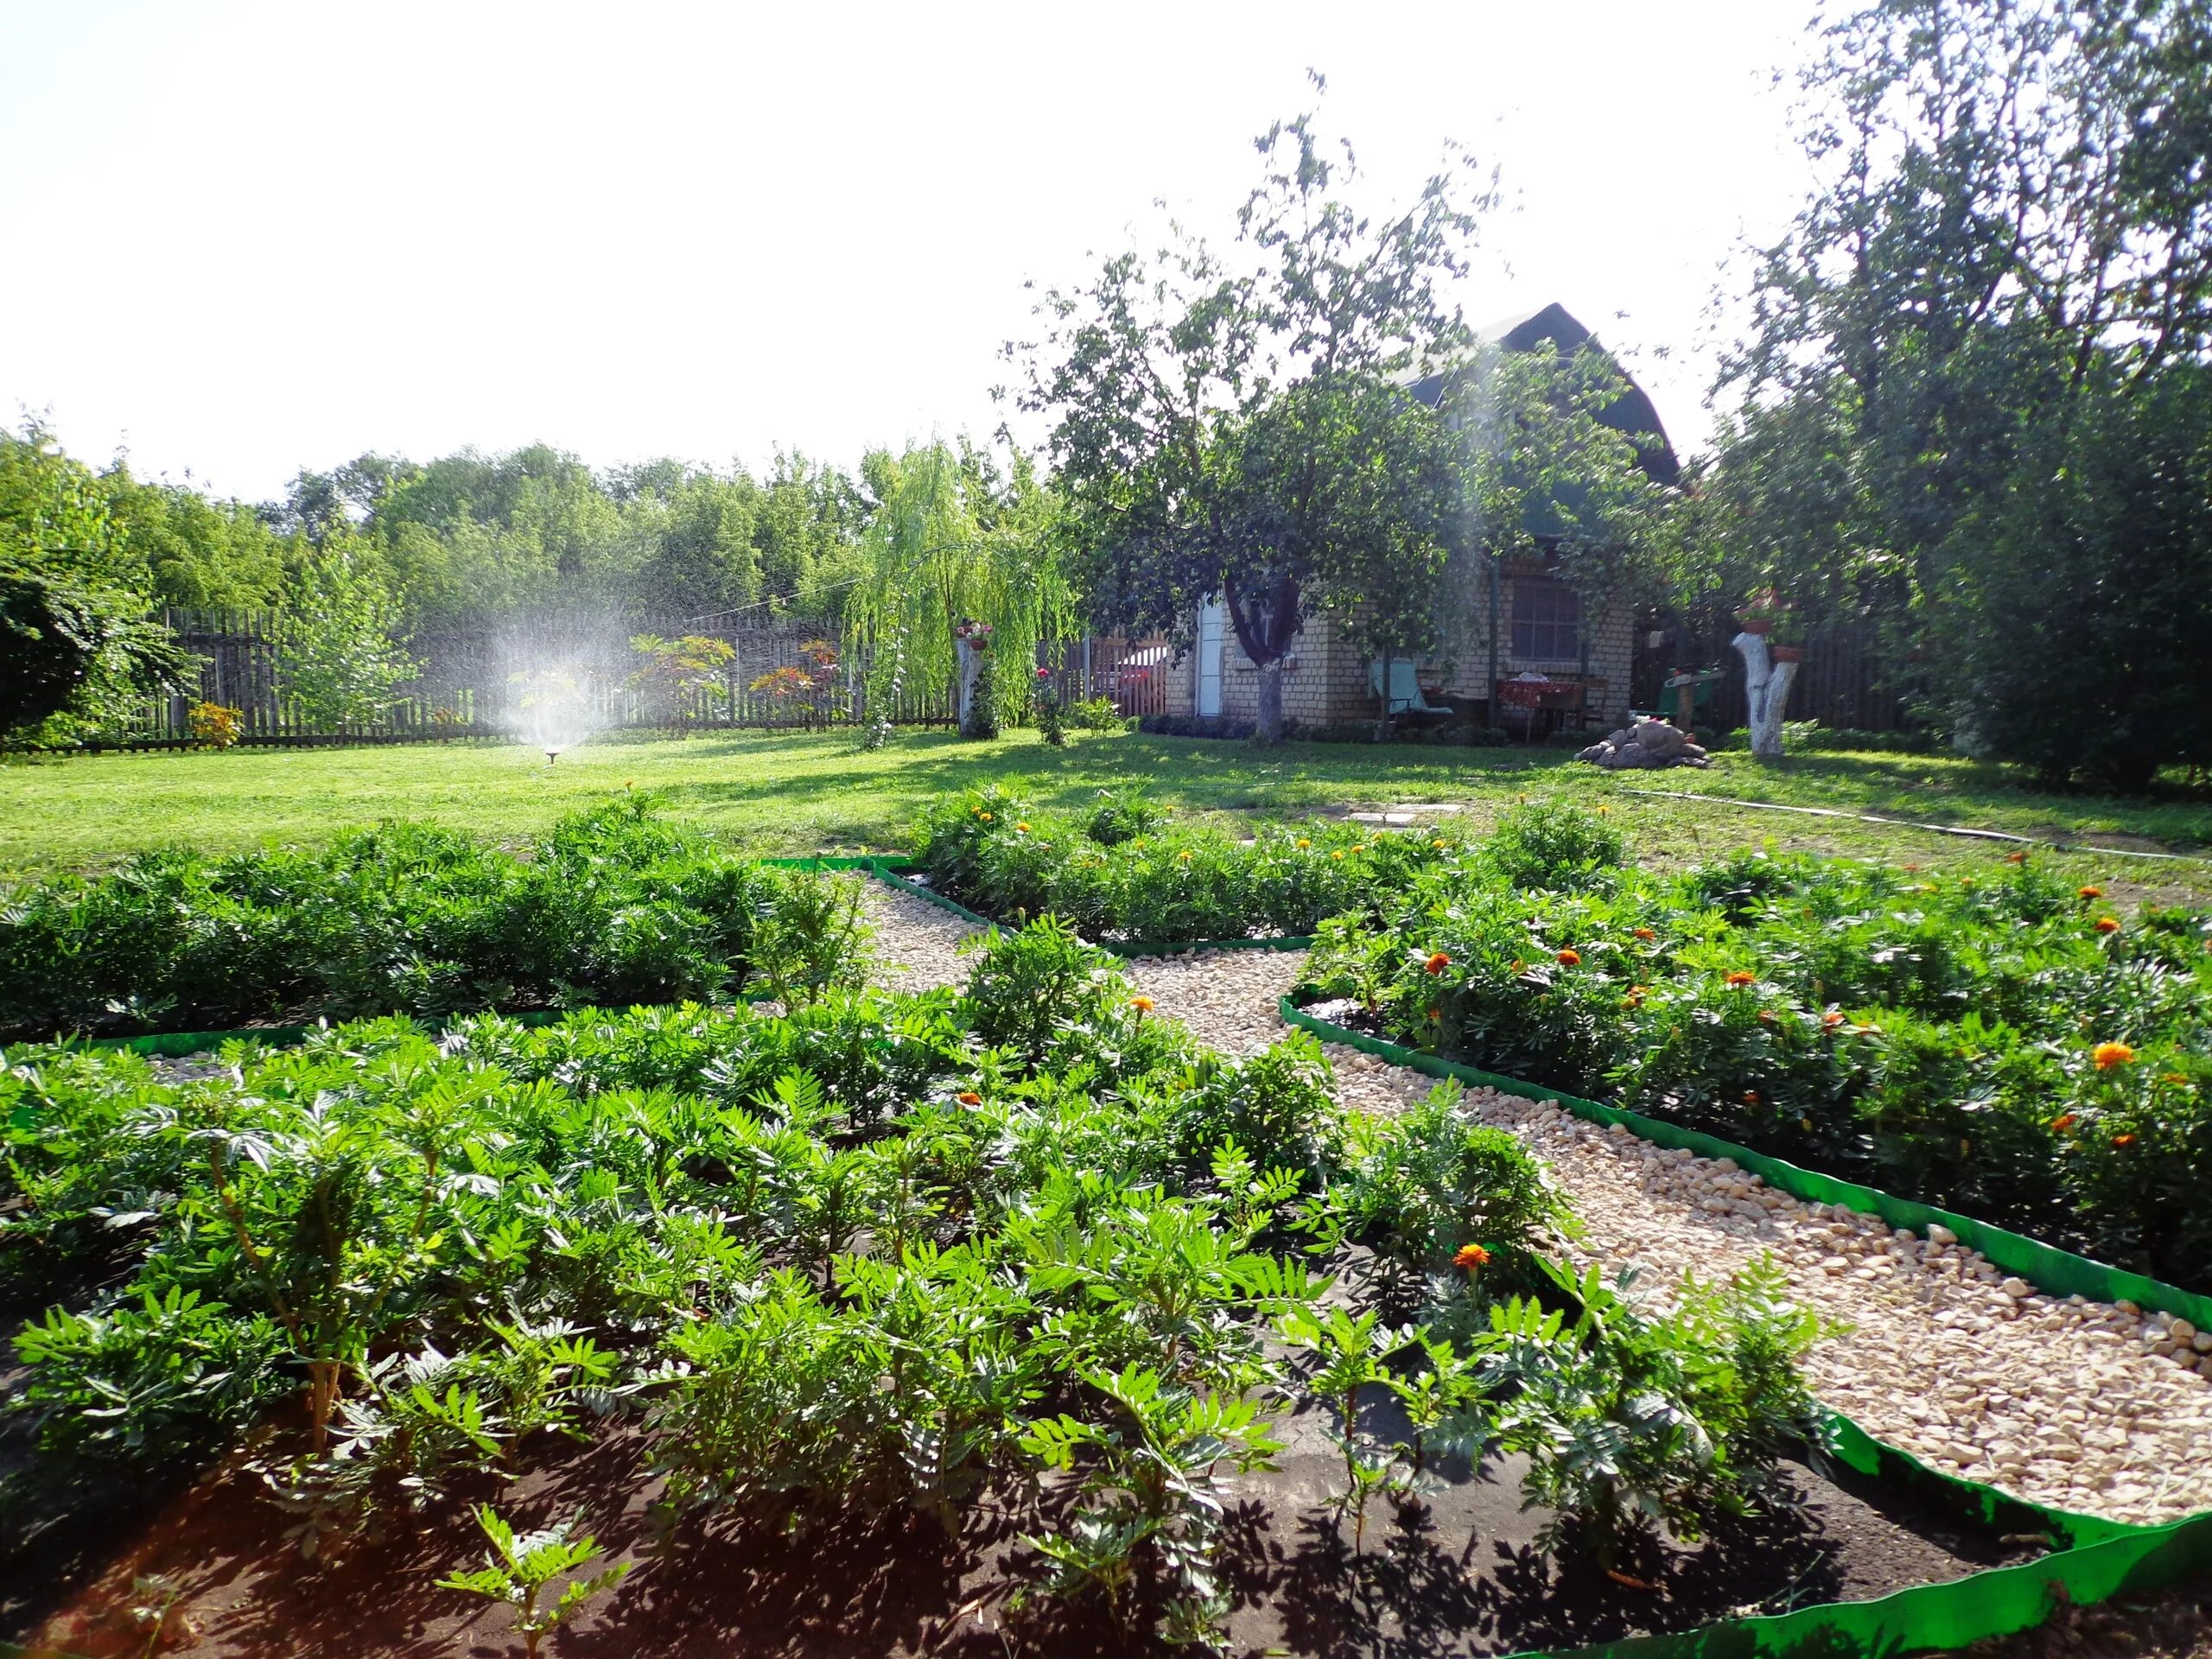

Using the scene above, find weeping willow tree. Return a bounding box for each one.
[842,442,1069,745]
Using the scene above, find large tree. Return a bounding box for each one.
[1,424,185,744]
[1017,92,1493,741]
[1704,0,2212,778]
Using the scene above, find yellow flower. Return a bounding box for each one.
[1330,850,1344,861]
[980,811,994,822]
[1015,821,1031,833]
[1130,995,1155,1014]
[1297,837,1312,849]
[2093,1041,2136,1070]
[1178,849,1192,861]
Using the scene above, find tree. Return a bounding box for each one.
[840,441,1066,747]
[1,423,185,744]
[1705,0,2212,776]
[1018,88,1494,741]
[274,540,418,728]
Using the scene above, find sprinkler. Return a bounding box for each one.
[544,747,562,766]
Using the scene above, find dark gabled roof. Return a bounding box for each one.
[1400,302,1681,487]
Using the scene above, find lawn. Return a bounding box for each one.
[6,728,2211,899]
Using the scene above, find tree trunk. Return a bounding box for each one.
[1733,631,1801,759]
[956,639,989,739]
[1255,658,1286,744]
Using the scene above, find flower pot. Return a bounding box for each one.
[1770,645,1806,663]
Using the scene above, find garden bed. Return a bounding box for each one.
[16,1407,2055,1659]
[903,785,1465,950]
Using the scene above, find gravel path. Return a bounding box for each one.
[861,878,980,995]
[858,882,2212,1531]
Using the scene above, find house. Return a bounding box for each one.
[1160,302,1678,731]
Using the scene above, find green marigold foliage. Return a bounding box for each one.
[912,785,1471,943]
[0,798,870,1041]
[0,918,1820,1643]
[1313,840,2212,1289]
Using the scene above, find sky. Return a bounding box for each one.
[0,1,1820,504]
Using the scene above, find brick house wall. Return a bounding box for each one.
[1164,568,1635,728]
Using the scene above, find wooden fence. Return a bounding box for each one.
[101,612,1176,747]
[1630,616,1917,735]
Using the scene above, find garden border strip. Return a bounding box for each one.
[865,863,1316,957]
[1281,995,2212,1656]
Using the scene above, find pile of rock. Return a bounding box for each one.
[1574,717,1710,770]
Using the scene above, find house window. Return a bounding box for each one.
[1510,579,1581,663]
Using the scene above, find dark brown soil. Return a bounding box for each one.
[3,1381,2042,1659]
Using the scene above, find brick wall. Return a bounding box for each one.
[1166,571,1635,728]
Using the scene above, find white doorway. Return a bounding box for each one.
[1196,597,1225,716]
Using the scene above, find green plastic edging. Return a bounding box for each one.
[867,865,1314,957]
[1282,995,2212,1655]
[1281,997,2212,1332]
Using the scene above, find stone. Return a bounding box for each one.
[1927,1224,1957,1246]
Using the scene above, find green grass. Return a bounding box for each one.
[6,728,2211,901]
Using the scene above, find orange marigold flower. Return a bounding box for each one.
[2051,1113,2077,1133]
[2162,1072,2190,1085]
[1427,1007,1442,1023]
[1624,985,1649,1007]
[1015,821,1031,833]
[2093,1041,2137,1071]
[957,1090,982,1105]
[1726,970,1758,988]
[1742,1090,1761,1104]
[1130,995,1155,1014]
[2094,916,2120,934]
[1556,948,1582,966]
[1453,1243,1491,1272]
[2113,1133,2138,1148]
[2079,885,2104,899]
[1821,1010,1847,1030]
[1632,927,1656,942]
[1425,951,1452,976]
[2004,849,2027,863]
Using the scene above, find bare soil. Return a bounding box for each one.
[4,1389,2039,1659]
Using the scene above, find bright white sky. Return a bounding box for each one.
[0,1,1817,504]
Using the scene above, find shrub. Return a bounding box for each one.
[1482,798,1627,892]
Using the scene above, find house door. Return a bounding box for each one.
[1196,598,1225,716]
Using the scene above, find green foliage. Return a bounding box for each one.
[1322,836,2212,1288]
[1698,0,2212,783]
[1483,798,1627,892]
[958,915,1134,1060]
[435,1503,632,1659]
[1332,1080,1575,1283]
[273,541,418,728]
[842,442,1068,748]
[1479,1256,1830,1567]
[912,787,1471,944]
[0,798,804,1039]
[1018,92,1492,741]
[0,423,188,745]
